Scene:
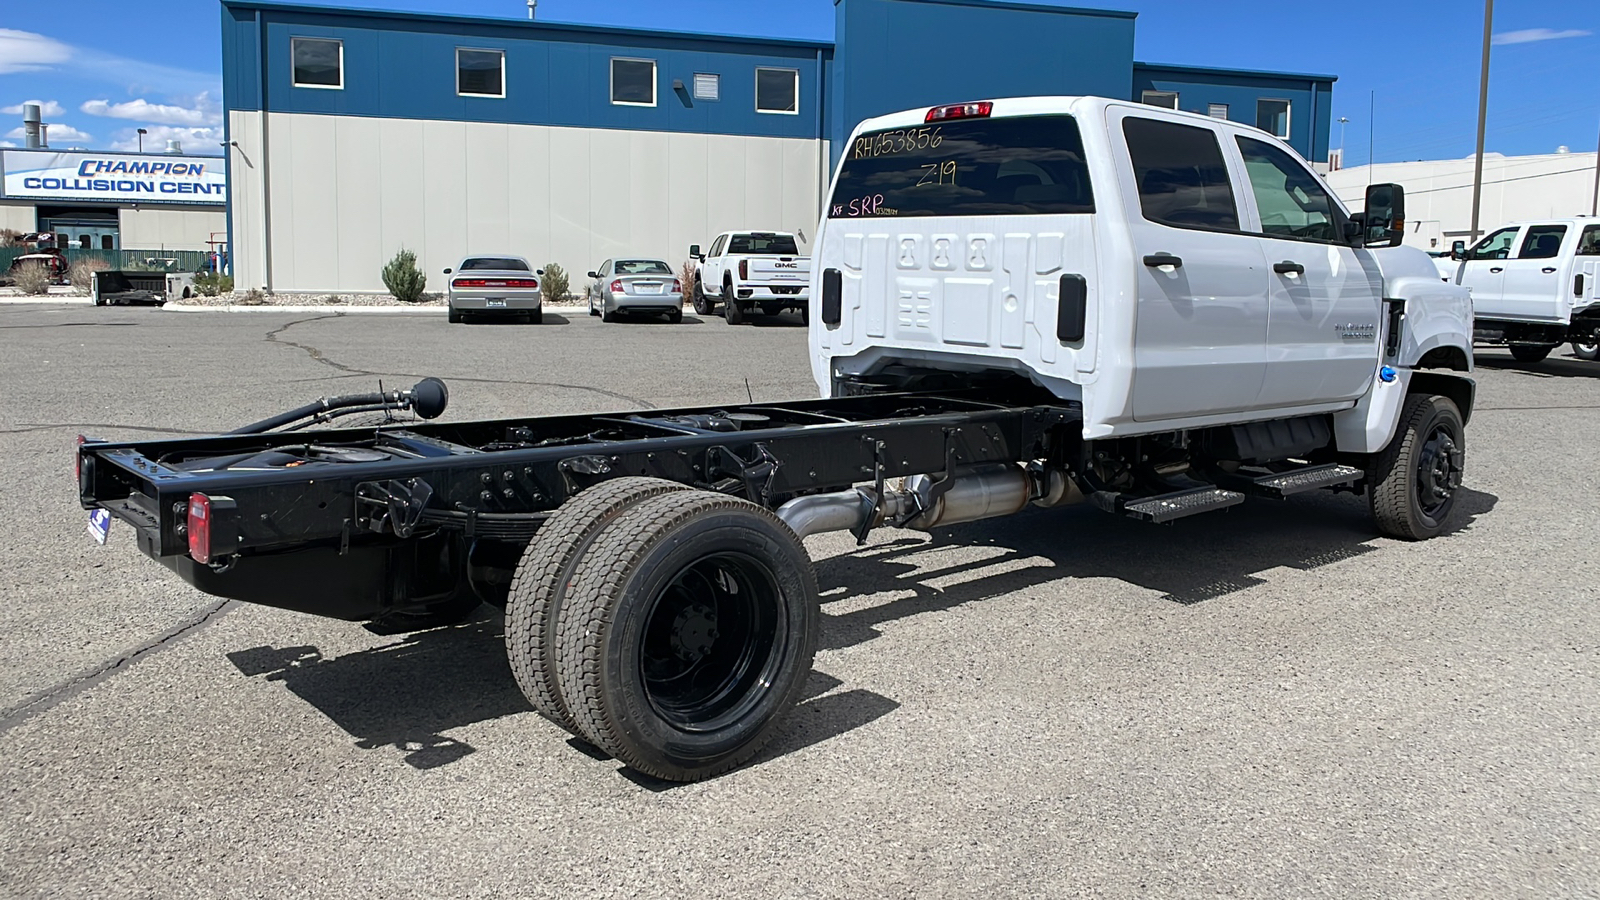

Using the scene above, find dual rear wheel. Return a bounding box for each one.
[505,478,818,781]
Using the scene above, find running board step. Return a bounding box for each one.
[1121,487,1245,524]
[1226,463,1363,500]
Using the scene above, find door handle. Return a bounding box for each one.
[1490,267,1503,273]
[1542,267,1558,274]
[1143,253,1183,269]
[1273,261,1305,275]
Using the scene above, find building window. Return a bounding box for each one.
[611,58,657,106]
[1141,90,1178,109]
[457,48,504,97]
[1207,103,1229,119]
[101,235,114,251]
[291,37,343,89]
[1256,99,1291,138]
[693,73,720,101]
[755,67,799,114]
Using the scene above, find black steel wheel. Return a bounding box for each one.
[505,477,691,735]
[692,279,714,316]
[1573,341,1599,361]
[1367,393,1466,541]
[1509,343,1555,363]
[555,491,818,781]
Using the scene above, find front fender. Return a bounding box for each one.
[1389,273,1474,371]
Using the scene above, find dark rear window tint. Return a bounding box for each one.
[461,257,529,271]
[829,115,1094,219]
[728,234,800,255]
[1122,117,1240,231]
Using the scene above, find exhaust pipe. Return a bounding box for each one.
[777,463,1081,539]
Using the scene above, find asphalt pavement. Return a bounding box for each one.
[1,302,1596,898]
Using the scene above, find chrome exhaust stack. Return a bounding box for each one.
[777,462,1081,540]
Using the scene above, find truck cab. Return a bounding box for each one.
[1443,218,1600,362]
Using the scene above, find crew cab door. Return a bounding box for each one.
[1456,226,1519,318]
[705,234,728,295]
[1114,111,1270,421]
[1498,223,1570,323]
[1232,134,1382,404]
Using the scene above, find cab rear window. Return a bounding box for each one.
[829,115,1094,219]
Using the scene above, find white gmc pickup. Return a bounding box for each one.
[689,231,811,324]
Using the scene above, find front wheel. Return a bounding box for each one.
[1367,393,1466,541]
[1509,343,1556,363]
[554,491,819,781]
[1573,341,1599,361]
[692,281,713,316]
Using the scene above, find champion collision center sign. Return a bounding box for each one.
[1,149,225,206]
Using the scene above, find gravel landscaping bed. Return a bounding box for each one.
[169,291,449,308]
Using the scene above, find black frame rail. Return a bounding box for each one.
[80,390,1083,560]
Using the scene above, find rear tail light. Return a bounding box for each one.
[188,493,213,563]
[452,278,540,289]
[672,279,682,293]
[739,259,749,280]
[926,101,993,122]
[610,280,624,293]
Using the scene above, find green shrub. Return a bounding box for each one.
[382,248,428,303]
[193,271,234,297]
[12,262,51,295]
[540,262,570,303]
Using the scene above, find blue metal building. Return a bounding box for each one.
[220,0,1336,293]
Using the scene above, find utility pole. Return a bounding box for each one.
[1469,0,1494,241]
[137,127,147,153]
[1337,116,1349,169]
[1591,113,1599,216]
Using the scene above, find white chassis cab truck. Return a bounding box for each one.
[76,96,1476,784]
[690,231,812,324]
[1439,218,1600,362]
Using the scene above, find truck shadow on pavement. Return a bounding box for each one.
[225,610,897,778]
[1474,354,1600,380]
[813,487,1498,652]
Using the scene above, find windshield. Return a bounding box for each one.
[615,260,672,275]
[461,257,530,271]
[829,114,1094,219]
[728,234,800,255]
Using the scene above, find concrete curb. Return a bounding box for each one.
[161,304,591,315]
[0,298,93,306]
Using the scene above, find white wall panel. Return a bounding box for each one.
[250,112,826,293]
[227,111,267,289]
[118,207,225,252]
[0,201,35,232]
[334,116,383,290]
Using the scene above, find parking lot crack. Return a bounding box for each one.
[0,600,236,736]
[265,314,364,375]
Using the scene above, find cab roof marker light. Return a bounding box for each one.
[926,101,993,123]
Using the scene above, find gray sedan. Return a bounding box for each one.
[445,255,544,324]
[586,259,683,323]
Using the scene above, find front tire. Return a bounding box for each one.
[1573,341,1599,361]
[692,280,713,316]
[1509,343,1555,363]
[555,491,819,781]
[1367,393,1466,541]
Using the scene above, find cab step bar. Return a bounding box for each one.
[1120,487,1245,524]
[1218,463,1362,499]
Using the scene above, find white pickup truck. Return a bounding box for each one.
[811,96,1476,540]
[1440,218,1600,362]
[689,231,811,324]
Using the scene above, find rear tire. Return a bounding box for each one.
[1367,393,1466,541]
[555,491,819,781]
[448,306,463,324]
[800,302,809,325]
[667,309,683,324]
[1573,341,1599,361]
[602,310,618,323]
[506,477,692,735]
[1509,343,1555,363]
[529,308,543,325]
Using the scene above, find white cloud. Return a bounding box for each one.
[0,29,70,75]
[1493,27,1592,45]
[1,99,66,118]
[81,93,221,127]
[6,123,93,143]
[0,141,16,148]
[106,125,223,154]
